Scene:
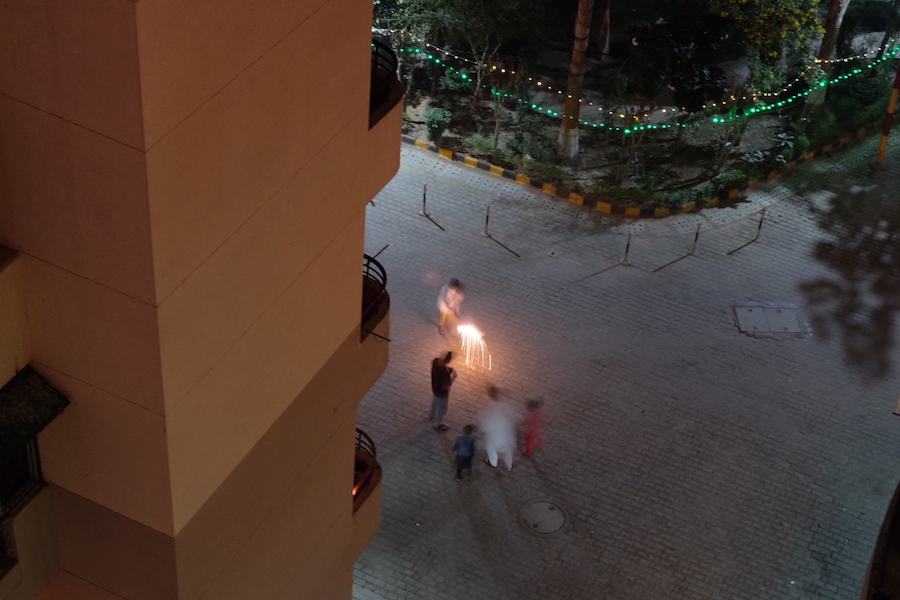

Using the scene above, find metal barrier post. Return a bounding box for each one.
[691,223,702,254]
[755,209,767,240]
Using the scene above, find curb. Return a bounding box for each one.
[402,125,880,219]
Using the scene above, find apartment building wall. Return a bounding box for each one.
[0,0,399,597]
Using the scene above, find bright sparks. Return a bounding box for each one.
[457,325,491,371]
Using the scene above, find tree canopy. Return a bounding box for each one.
[709,0,826,90]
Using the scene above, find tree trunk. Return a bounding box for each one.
[557,0,594,158]
[805,0,850,114]
[594,0,611,61]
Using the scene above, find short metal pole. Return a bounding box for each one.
[755,209,767,240]
[690,223,702,254]
[877,67,900,164]
[422,184,428,215]
[622,233,632,263]
[485,206,491,236]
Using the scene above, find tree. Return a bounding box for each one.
[709,0,825,92]
[386,0,549,118]
[557,0,594,158]
[804,0,851,116]
[594,0,611,60]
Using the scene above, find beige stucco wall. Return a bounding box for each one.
[0,0,397,595]
[38,325,388,600]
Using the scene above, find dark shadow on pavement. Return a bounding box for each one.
[800,181,899,378]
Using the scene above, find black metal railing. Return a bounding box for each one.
[352,428,382,514]
[361,254,389,338]
[369,38,404,128]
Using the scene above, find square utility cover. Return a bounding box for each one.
[735,306,769,332]
[764,307,802,332]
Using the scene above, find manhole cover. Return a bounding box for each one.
[520,500,566,535]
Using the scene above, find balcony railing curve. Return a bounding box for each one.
[362,254,389,339]
[370,38,405,128]
[353,428,382,514]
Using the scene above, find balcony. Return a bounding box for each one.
[361,254,389,341]
[369,38,404,129]
[352,428,382,515]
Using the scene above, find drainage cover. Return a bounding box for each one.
[734,302,804,334]
[520,500,566,535]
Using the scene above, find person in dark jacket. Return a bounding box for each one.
[429,351,457,430]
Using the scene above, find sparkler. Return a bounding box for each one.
[456,325,491,371]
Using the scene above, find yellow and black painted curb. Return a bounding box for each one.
[402,125,879,219]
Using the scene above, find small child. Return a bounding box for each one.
[452,424,476,481]
[523,399,545,457]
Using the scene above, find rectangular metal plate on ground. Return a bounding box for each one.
[764,307,802,332]
[735,306,769,332]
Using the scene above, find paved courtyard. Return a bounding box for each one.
[353,134,900,600]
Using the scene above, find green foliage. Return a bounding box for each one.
[634,170,666,191]
[827,61,892,128]
[386,0,551,60]
[505,115,555,162]
[806,110,840,147]
[462,134,501,155]
[510,158,568,185]
[424,108,452,142]
[712,169,751,193]
[663,184,715,208]
[709,0,823,90]
[603,185,664,207]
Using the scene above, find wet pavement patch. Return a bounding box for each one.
[520,499,566,535]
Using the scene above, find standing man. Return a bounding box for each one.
[429,351,457,431]
[436,278,464,335]
[478,385,519,471]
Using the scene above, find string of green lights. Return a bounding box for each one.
[394,40,898,134]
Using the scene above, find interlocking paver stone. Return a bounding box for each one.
[354,133,900,600]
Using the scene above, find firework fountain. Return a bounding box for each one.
[456,325,491,371]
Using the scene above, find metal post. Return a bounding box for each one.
[422,184,428,215]
[622,233,632,263]
[755,209,767,240]
[485,205,491,236]
[877,67,900,164]
[690,223,702,254]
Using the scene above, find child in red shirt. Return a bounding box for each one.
[523,399,545,456]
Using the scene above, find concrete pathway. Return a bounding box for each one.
[354,132,900,600]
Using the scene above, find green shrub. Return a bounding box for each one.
[661,184,713,208]
[462,135,511,164]
[711,169,750,196]
[602,185,663,207]
[511,157,568,185]
[424,108,452,142]
[806,110,840,148]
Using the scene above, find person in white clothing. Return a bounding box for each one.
[436,278,464,335]
[477,385,520,471]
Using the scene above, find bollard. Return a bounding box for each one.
[877,67,900,164]
[690,223,702,254]
[422,184,428,215]
[485,205,491,236]
[622,233,632,263]
[755,209,767,240]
